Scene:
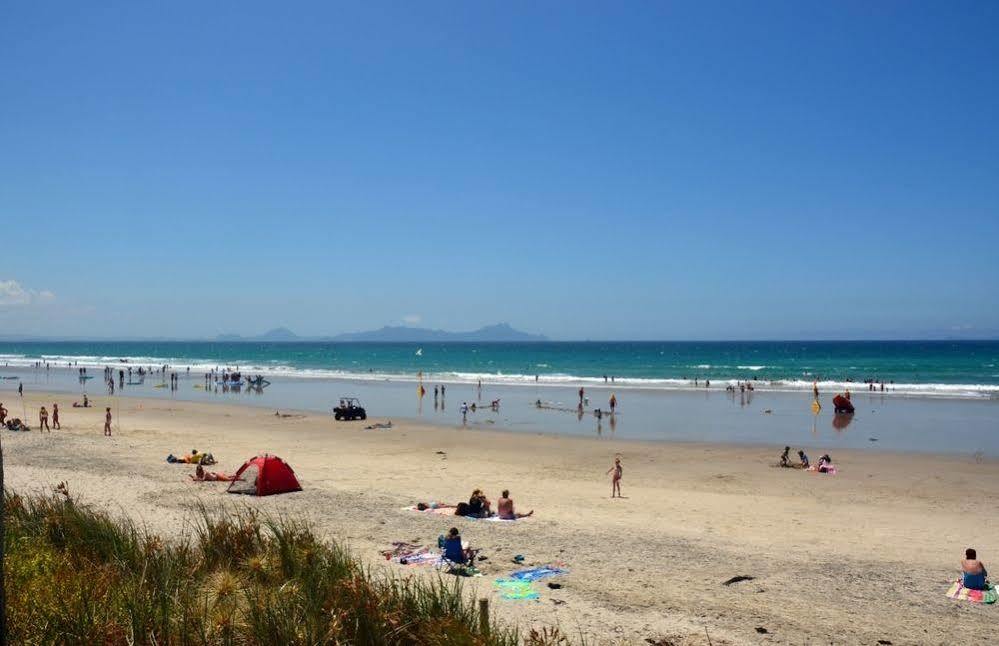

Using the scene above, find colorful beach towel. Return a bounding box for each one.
[402,505,457,517]
[494,578,540,600]
[510,565,566,583]
[946,581,997,604]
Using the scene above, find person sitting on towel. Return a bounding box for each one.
[497,489,533,520]
[442,527,478,564]
[962,548,988,590]
[466,489,492,518]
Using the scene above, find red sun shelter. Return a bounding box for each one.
[227,454,302,496]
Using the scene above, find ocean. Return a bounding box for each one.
[1,340,997,398]
[3,340,999,454]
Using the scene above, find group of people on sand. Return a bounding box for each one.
[779,446,833,472]
[453,488,534,520]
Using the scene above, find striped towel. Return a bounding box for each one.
[946,580,997,604]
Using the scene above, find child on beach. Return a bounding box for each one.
[52,403,60,429]
[39,406,50,432]
[607,456,623,498]
[104,407,112,437]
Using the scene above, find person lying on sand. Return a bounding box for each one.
[189,464,234,482]
[779,446,791,467]
[497,489,533,520]
[962,548,988,590]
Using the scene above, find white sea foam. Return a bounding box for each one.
[2,353,998,399]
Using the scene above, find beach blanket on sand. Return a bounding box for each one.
[402,505,457,516]
[947,581,997,604]
[381,541,443,566]
[510,566,566,583]
[494,579,540,600]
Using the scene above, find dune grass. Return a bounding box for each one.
[2,488,574,645]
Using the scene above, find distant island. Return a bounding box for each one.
[216,323,548,343]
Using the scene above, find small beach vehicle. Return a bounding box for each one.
[333,397,367,421]
[832,394,855,414]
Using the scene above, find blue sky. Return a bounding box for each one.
[1,2,997,340]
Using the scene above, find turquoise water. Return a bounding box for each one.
[1,340,998,397]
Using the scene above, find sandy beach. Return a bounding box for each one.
[3,390,997,645]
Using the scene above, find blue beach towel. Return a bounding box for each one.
[510,566,566,583]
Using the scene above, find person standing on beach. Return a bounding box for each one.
[441,384,446,398]
[609,393,617,413]
[0,402,6,424]
[460,401,468,424]
[18,382,23,397]
[607,457,623,498]
[813,381,819,399]
[39,406,50,432]
[52,403,60,429]
[104,407,113,436]
[578,387,585,406]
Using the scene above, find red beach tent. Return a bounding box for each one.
[227,454,302,496]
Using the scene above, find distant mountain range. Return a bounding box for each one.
[215,323,548,343]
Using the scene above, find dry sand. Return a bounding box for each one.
[3,391,997,645]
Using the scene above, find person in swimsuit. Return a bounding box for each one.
[466,489,491,518]
[779,446,791,467]
[104,407,112,437]
[962,548,988,590]
[798,450,809,468]
[52,403,60,429]
[39,406,50,432]
[609,393,617,413]
[497,489,533,519]
[607,456,623,497]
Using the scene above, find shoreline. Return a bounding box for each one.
[6,369,999,457]
[3,389,997,644]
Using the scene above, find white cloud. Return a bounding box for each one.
[402,314,422,325]
[0,279,55,305]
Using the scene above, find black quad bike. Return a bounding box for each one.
[333,397,367,421]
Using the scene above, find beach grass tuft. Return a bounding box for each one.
[3,489,541,645]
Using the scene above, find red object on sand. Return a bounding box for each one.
[832,395,855,414]
[227,454,302,496]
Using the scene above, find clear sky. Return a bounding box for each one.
[1,2,997,340]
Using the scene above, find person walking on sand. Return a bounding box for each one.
[18,382,23,397]
[39,406,50,432]
[609,393,617,413]
[607,456,623,498]
[104,407,113,437]
[52,403,60,429]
